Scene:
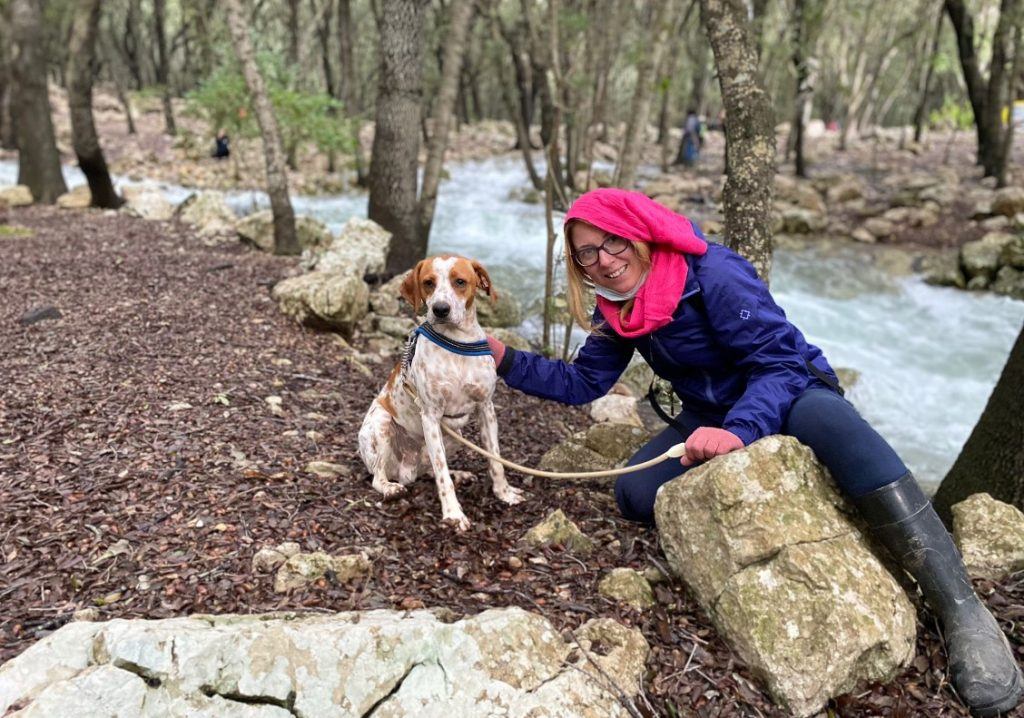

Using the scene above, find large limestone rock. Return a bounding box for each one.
[175,192,237,239]
[960,232,1017,282]
[598,568,656,610]
[0,185,34,207]
[237,210,333,254]
[0,608,648,718]
[476,291,522,328]
[952,493,1024,579]
[655,436,916,717]
[589,394,643,427]
[305,217,392,277]
[538,422,649,478]
[779,207,828,235]
[991,186,1024,217]
[56,185,92,209]
[991,265,1024,299]
[774,175,827,215]
[121,186,174,221]
[272,270,369,336]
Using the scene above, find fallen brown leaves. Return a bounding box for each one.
[0,206,1021,718]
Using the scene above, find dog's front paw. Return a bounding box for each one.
[374,481,408,501]
[442,513,472,532]
[495,485,526,505]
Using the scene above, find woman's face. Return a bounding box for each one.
[571,223,644,294]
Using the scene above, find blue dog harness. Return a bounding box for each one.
[403,322,492,371]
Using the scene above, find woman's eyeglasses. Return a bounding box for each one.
[572,235,630,267]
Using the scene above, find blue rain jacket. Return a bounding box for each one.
[497,241,838,447]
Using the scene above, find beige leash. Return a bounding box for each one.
[403,382,686,479]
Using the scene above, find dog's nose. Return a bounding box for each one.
[432,302,450,318]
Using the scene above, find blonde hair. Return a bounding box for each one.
[563,220,652,333]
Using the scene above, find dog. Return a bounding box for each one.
[358,255,525,531]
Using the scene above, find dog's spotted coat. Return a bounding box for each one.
[358,255,524,531]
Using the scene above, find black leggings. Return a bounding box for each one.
[614,387,910,524]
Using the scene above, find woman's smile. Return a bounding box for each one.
[571,223,645,294]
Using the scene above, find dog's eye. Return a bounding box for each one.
[454,278,467,287]
[423,279,435,289]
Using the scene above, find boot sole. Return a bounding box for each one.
[969,663,1024,717]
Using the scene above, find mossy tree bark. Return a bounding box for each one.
[934,326,1024,524]
[225,0,299,255]
[10,0,67,204]
[68,0,122,209]
[699,0,775,282]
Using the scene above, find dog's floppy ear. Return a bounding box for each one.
[471,260,497,301]
[400,262,423,312]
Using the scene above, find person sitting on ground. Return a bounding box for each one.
[212,129,230,160]
[485,188,1023,717]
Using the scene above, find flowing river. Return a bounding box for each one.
[3,157,1022,491]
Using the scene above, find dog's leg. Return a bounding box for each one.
[360,404,407,500]
[478,401,525,505]
[421,412,471,531]
[396,448,420,486]
[371,469,407,500]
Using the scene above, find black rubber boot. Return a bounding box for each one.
[854,474,1023,716]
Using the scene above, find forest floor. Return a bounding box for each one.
[2,205,1022,717]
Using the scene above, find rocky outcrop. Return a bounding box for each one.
[538,422,649,477]
[303,217,391,277]
[237,210,333,254]
[272,269,370,337]
[588,394,643,427]
[991,186,1024,217]
[476,292,522,328]
[655,436,916,717]
[56,185,92,209]
[0,185,34,207]
[952,493,1024,579]
[121,186,174,221]
[0,608,648,717]
[175,192,237,241]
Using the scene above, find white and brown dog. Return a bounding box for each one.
[358,255,525,531]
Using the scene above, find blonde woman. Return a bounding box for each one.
[486,188,1021,716]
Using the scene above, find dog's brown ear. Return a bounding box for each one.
[471,260,496,300]
[400,262,423,312]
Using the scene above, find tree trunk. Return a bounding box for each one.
[337,0,368,187]
[933,325,1024,523]
[417,0,473,245]
[225,0,298,255]
[68,0,122,209]
[318,0,337,172]
[615,0,673,189]
[0,12,16,150]
[10,0,67,204]
[913,3,945,144]
[700,0,775,281]
[979,0,1019,178]
[288,0,301,68]
[370,0,428,275]
[153,0,176,135]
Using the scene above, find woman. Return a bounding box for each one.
[486,188,1021,717]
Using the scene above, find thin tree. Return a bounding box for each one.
[699,0,776,281]
[912,2,945,144]
[10,0,67,204]
[944,0,1021,179]
[68,0,122,209]
[933,324,1024,523]
[225,0,299,255]
[153,0,177,135]
[338,0,368,187]
[788,0,824,178]
[0,12,16,150]
[418,0,475,244]
[370,0,429,274]
[615,0,673,189]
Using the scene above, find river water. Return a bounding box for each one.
[3,157,1022,491]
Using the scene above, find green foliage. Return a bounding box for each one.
[186,58,353,156]
[929,97,975,130]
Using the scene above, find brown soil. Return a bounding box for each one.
[1,206,1022,717]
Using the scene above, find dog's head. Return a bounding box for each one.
[400,255,495,326]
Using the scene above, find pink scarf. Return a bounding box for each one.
[565,189,708,338]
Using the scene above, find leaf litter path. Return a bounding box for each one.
[0,206,1020,717]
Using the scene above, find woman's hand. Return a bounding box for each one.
[486,335,506,366]
[681,427,744,466]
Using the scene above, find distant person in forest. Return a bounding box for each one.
[485,188,1023,717]
[212,129,230,160]
[676,109,703,166]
